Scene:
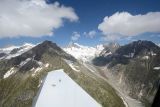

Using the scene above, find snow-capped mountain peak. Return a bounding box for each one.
[63,43,104,62]
[0,46,19,54]
[0,43,35,60]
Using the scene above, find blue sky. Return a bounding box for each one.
[0,0,160,47]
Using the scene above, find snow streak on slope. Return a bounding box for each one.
[64,60,80,72]
[154,66,160,70]
[3,67,16,79]
[19,58,32,67]
[63,43,104,62]
[33,69,101,107]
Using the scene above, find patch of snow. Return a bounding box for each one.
[64,60,80,72]
[130,53,134,58]
[19,58,31,67]
[123,55,130,58]
[3,67,16,79]
[100,50,112,57]
[151,53,156,56]
[35,67,43,73]
[69,64,80,72]
[142,56,149,60]
[36,61,43,67]
[153,67,160,70]
[6,53,21,59]
[120,96,129,107]
[33,69,101,107]
[30,67,35,71]
[23,43,35,47]
[32,67,43,77]
[38,80,43,88]
[45,63,49,67]
[104,51,112,57]
[149,51,156,56]
[138,90,143,98]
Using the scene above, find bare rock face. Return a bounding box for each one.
[93,40,160,105]
[0,53,6,58]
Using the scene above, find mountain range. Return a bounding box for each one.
[0,40,159,107]
[93,40,160,106]
[0,40,125,107]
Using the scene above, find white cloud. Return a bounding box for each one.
[71,32,80,41]
[0,0,78,38]
[98,12,160,40]
[84,30,96,38]
[100,34,121,41]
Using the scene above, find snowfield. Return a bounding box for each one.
[63,43,104,62]
[33,69,101,107]
[0,43,35,60]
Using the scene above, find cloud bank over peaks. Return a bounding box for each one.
[98,12,160,40]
